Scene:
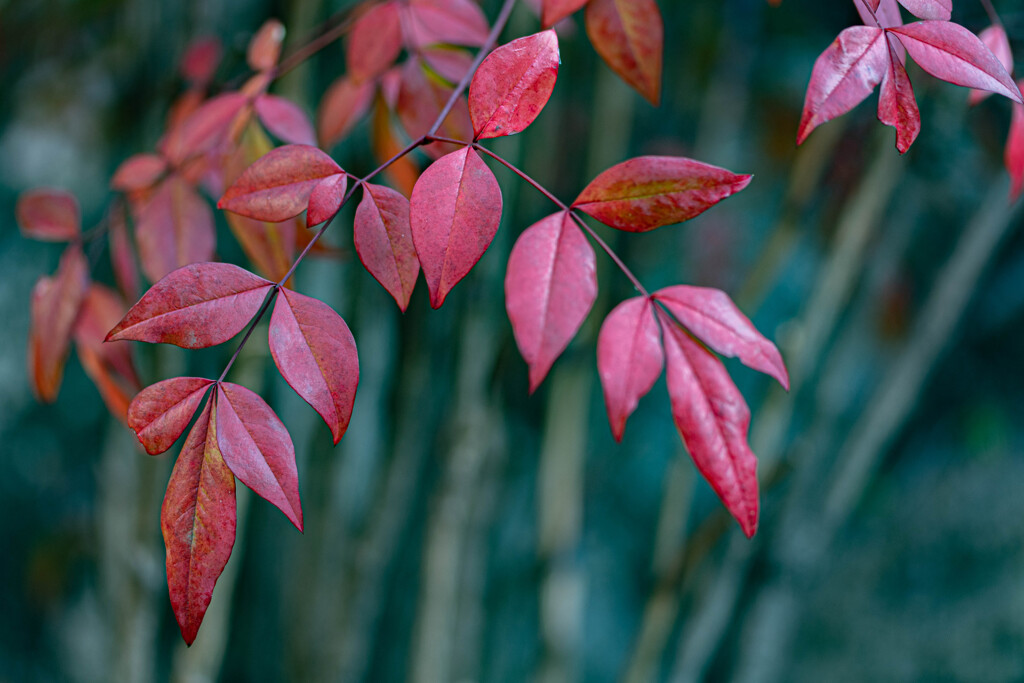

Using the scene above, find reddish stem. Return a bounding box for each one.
[979,0,1003,28]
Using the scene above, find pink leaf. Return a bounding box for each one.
[317,76,375,148]
[73,284,141,421]
[348,1,403,82]
[397,58,474,158]
[969,25,1014,105]
[654,285,789,389]
[797,26,888,145]
[404,0,490,48]
[410,146,502,308]
[889,21,1023,102]
[255,94,316,146]
[662,319,759,538]
[218,144,343,222]
[161,398,236,646]
[17,188,81,242]
[216,382,303,530]
[180,36,221,85]
[573,156,752,232]
[505,211,597,392]
[161,92,248,165]
[1005,82,1024,201]
[897,0,951,21]
[877,35,921,153]
[106,263,273,348]
[306,173,348,227]
[597,296,663,442]
[469,30,560,139]
[108,201,141,304]
[542,0,589,27]
[110,154,168,193]
[854,0,903,29]
[129,377,215,455]
[354,183,420,310]
[28,245,89,402]
[269,289,359,444]
[135,176,216,283]
[248,19,285,72]
[421,46,475,84]
[585,0,663,105]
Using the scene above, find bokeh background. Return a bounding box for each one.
[3,0,1024,681]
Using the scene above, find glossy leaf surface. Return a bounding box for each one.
[107,263,273,348]
[28,245,89,402]
[135,176,216,283]
[306,173,348,228]
[410,146,502,308]
[597,296,663,442]
[129,377,215,455]
[585,0,663,105]
[573,156,752,232]
[506,211,597,392]
[17,189,81,242]
[354,183,419,310]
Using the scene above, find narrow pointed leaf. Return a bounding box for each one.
[110,154,168,193]
[109,202,140,303]
[135,176,216,282]
[74,284,140,420]
[469,30,560,139]
[542,0,589,27]
[216,383,303,530]
[506,212,597,392]
[585,0,663,105]
[969,26,1013,105]
[218,144,343,222]
[597,296,663,442]
[854,0,903,29]
[797,26,888,145]
[654,285,789,389]
[877,36,921,153]
[410,146,502,308]
[161,398,236,646]
[663,319,759,538]
[269,289,359,444]
[306,173,347,228]
[28,245,89,402]
[1006,85,1024,201]
[889,21,1023,103]
[897,0,951,20]
[248,19,285,72]
[317,76,375,148]
[106,263,273,348]
[161,92,248,165]
[354,183,419,310]
[255,94,316,146]
[573,156,752,232]
[404,0,490,48]
[17,189,81,242]
[348,1,403,81]
[129,377,215,455]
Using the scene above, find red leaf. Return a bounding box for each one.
[404,0,490,48]
[897,0,951,20]
[662,318,759,538]
[877,35,921,153]
[161,398,236,645]
[109,202,140,302]
[889,21,1023,102]
[970,26,1014,105]
[269,289,359,444]
[348,1,403,82]
[218,144,343,222]
[248,19,285,72]
[110,154,168,193]
[855,0,903,29]
[372,99,421,196]
[1005,82,1024,201]
[129,377,215,455]
[77,344,135,422]
[505,211,597,392]
[306,173,348,228]
[397,59,474,158]
[654,285,789,390]
[422,46,475,84]
[469,30,560,140]
[135,176,216,283]
[410,146,502,308]
[181,36,221,85]
[255,94,316,146]
[542,0,589,27]
[106,263,273,348]
[797,26,888,145]
[597,296,663,442]
[584,0,663,105]
[74,284,140,386]
[573,156,752,232]
[28,245,89,402]
[225,213,297,282]
[317,75,375,148]
[161,92,248,165]
[17,189,81,242]
[354,183,419,310]
[216,382,303,530]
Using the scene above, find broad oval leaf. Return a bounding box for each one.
[248,19,285,72]
[161,398,236,646]
[17,188,81,242]
[662,318,759,538]
[135,175,216,283]
[469,30,560,140]
[110,154,168,193]
[348,1,403,82]
[573,156,752,232]
[877,36,921,154]
[354,183,419,310]
[969,26,1013,105]
[597,296,663,442]
[218,144,343,222]
[161,92,248,165]
[404,0,490,48]
[654,285,789,390]
[317,75,375,148]
[29,245,90,402]
[307,173,348,228]
[181,36,221,85]
[269,289,359,445]
[106,263,273,348]
[797,26,888,145]
[584,0,663,105]
[410,146,503,308]
[889,21,1024,103]
[255,94,316,146]
[897,0,951,20]
[506,211,597,392]
[216,382,303,530]
[542,0,589,27]
[422,45,475,84]
[129,377,215,455]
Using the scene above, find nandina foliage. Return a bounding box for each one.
[16,0,1019,645]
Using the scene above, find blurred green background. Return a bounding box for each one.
[3,0,1024,681]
